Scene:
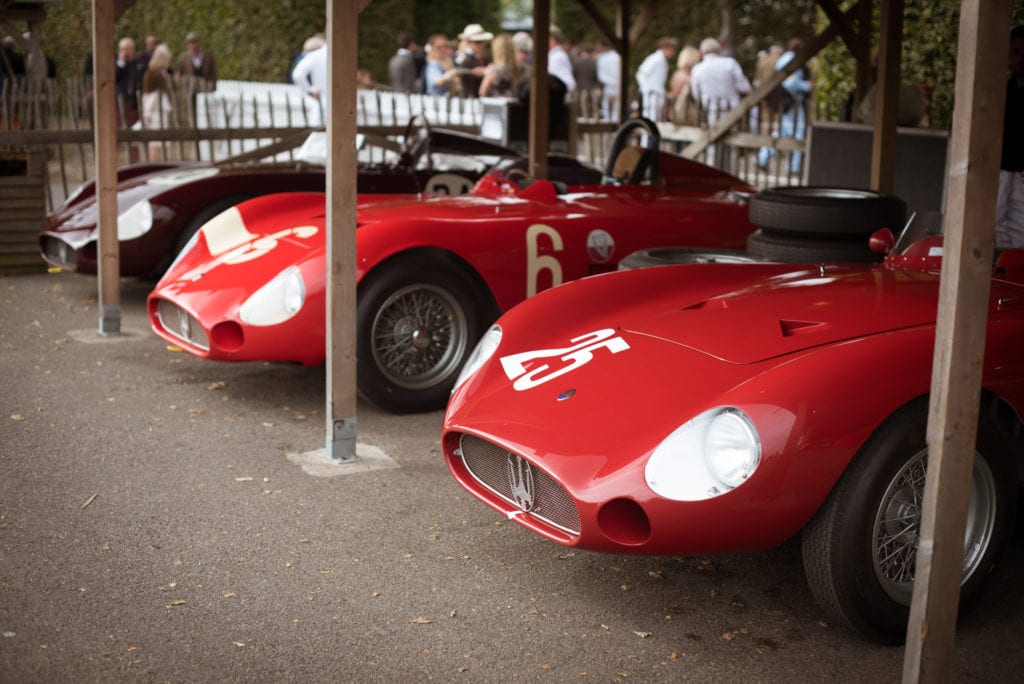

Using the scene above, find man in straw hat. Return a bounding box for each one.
[455,23,493,97]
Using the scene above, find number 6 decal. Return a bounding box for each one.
[500,328,630,391]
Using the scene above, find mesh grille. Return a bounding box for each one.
[459,434,581,535]
[156,300,209,350]
[41,237,76,268]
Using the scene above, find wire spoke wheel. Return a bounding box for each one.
[871,447,998,606]
[370,283,468,390]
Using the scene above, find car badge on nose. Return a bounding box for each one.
[557,388,576,401]
[507,454,535,512]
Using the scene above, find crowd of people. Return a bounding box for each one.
[76,32,217,158]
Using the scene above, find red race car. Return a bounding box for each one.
[442,211,1024,643]
[147,119,757,412]
[39,117,524,277]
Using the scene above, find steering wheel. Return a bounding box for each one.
[603,117,661,185]
[401,113,434,175]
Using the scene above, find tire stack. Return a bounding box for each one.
[746,187,907,263]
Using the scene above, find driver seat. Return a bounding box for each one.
[610,146,645,183]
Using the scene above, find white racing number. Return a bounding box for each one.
[500,328,630,391]
[526,223,563,297]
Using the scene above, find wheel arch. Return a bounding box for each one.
[980,389,1024,482]
[358,246,502,324]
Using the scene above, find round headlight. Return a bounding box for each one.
[705,409,760,488]
[452,325,502,393]
[239,266,306,326]
[645,406,761,502]
[117,200,154,241]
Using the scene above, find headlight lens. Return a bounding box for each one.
[239,266,306,326]
[645,407,761,501]
[117,200,154,240]
[452,325,502,393]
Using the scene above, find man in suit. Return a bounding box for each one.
[175,31,217,92]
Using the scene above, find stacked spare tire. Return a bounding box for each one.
[618,186,907,270]
[746,187,907,263]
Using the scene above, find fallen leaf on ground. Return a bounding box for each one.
[165,599,187,607]
[633,631,652,638]
[166,345,183,352]
[410,617,432,624]
[207,381,226,390]
[10,414,24,421]
[234,477,254,482]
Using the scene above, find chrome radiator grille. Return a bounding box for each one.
[458,434,581,535]
[156,300,209,350]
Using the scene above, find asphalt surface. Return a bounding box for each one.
[2,270,1023,682]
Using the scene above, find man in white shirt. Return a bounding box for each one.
[291,44,328,125]
[689,37,751,117]
[548,26,576,97]
[635,37,679,120]
[594,38,621,121]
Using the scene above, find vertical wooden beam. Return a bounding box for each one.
[903,0,1010,679]
[617,0,631,124]
[92,0,120,335]
[325,0,359,462]
[855,0,874,110]
[529,0,550,179]
[869,0,903,194]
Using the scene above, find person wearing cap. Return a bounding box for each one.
[454,23,492,97]
[175,31,217,92]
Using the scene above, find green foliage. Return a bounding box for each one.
[815,1,1024,129]
[40,0,499,87]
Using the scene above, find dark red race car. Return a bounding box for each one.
[38,117,534,277]
[442,210,1024,643]
[147,118,758,412]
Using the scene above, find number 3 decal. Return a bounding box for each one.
[500,328,630,391]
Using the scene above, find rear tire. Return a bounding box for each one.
[750,187,906,238]
[746,230,882,263]
[801,399,1017,644]
[357,255,486,413]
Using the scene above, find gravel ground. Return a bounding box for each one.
[1,271,1022,682]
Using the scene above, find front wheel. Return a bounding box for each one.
[357,256,485,413]
[801,399,1017,644]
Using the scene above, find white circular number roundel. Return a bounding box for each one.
[424,173,474,195]
[586,229,615,263]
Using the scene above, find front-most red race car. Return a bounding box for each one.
[442,216,1024,643]
[147,118,757,413]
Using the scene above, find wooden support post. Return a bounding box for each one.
[902,0,1010,680]
[869,0,903,194]
[92,0,120,335]
[324,0,360,462]
[529,2,550,180]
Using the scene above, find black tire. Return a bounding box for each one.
[746,229,883,263]
[750,187,906,238]
[802,399,1017,644]
[357,255,486,413]
[618,247,763,270]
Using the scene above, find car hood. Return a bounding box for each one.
[617,263,945,364]
[46,163,217,232]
